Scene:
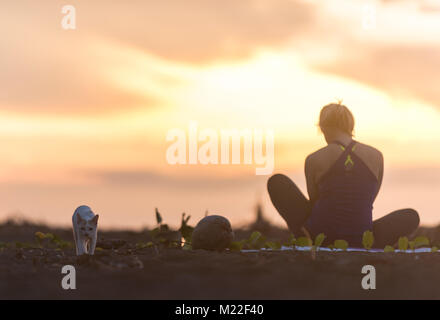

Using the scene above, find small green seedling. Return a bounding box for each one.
[246,231,266,249]
[249,231,261,242]
[236,231,266,250]
[150,223,170,238]
[409,241,415,252]
[384,245,394,253]
[413,236,430,248]
[35,232,45,247]
[296,237,313,247]
[314,233,326,248]
[283,234,296,248]
[334,239,348,251]
[311,233,326,260]
[362,230,374,251]
[431,246,438,252]
[264,241,282,250]
[229,241,244,251]
[34,231,72,249]
[35,231,45,240]
[398,236,409,251]
[44,233,55,241]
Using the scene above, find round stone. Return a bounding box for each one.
[192,215,234,251]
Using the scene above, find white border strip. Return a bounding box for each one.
[241,246,435,253]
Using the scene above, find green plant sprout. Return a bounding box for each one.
[398,236,409,251]
[311,233,326,260]
[35,231,45,246]
[409,241,415,252]
[34,231,72,249]
[384,245,394,253]
[296,237,313,247]
[334,239,348,251]
[283,234,296,248]
[314,233,326,248]
[230,231,269,250]
[362,230,374,251]
[229,241,244,251]
[413,236,430,249]
[246,231,267,249]
[264,241,282,250]
[249,231,262,243]
[230,233,296,252]
[431,246,438,252]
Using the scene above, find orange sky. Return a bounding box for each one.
[0,0,439,229]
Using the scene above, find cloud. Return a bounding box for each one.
[310,44,440,109]
[0,0,317,114]
[0,2,175,114]
[292,0,440,110]
[1,0,439,114]
[0,31,161,114]
[0,56,159,114]
[80,0,316,64]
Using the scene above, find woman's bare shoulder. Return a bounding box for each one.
[306,146,329,163]
[353,141,384,179]
[306,144,342,167]
[354,141,383,160]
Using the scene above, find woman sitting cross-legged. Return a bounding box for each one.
[267,102,419,248]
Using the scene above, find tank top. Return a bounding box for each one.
[305,140,378,247]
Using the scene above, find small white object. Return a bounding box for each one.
[72,205,99,255]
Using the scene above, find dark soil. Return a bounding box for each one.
[1,219,439,300]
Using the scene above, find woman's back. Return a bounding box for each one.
[304,140,383,246]
[268,102,418,250]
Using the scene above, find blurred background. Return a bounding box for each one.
[0,0,439,229]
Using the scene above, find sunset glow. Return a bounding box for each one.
[0,0,439,228]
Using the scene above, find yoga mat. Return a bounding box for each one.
[241,246,435,253]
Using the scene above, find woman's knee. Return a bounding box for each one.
[404,208,420,229]
[392,208,420,231]
[268,174,285,187]
[267,174,289,194]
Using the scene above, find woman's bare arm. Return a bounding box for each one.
[305,155,318,207]
[373,152,384,201]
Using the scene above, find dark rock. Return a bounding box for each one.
[192,215,234,251]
